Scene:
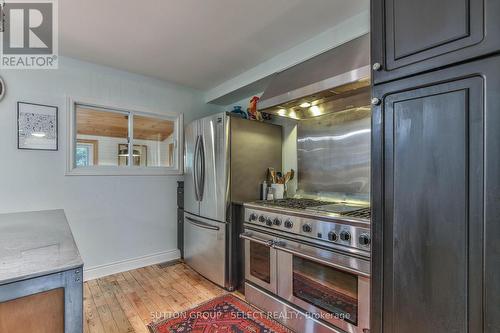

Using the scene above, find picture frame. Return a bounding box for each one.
[17,102,58,151]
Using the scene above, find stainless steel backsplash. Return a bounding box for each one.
[297,107,371,203]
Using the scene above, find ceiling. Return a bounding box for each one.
[76,108,174,141]
[60,0,369,90]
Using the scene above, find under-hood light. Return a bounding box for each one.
[288,110,299,119]
[310,105,321,116]
[277,109,287,116]
[299,102,311,108]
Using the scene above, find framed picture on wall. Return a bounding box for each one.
[117,144,148,167]
[17,102,58,151]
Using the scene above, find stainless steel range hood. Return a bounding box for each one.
[259,34,370,120]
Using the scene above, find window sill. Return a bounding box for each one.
[65,166,183,176]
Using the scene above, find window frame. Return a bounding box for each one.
[66,97,183,176]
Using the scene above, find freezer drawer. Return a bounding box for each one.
[183,212,226,287]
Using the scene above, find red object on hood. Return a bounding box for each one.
[247,96,261,120]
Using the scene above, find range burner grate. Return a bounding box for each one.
[264,198,332,210]
[340,207,371,219]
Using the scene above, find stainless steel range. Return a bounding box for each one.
[241,198,370,333]
[242,34,372,333]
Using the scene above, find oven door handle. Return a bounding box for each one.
[273,243,370,278]
[240,233,274,247]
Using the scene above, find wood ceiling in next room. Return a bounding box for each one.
[76,108,174,141]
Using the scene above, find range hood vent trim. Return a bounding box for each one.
[259,66,370,112]
[259,34,370,112]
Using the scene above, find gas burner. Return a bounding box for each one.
[260,198,333,210]
[340,207,371,219]
[258,199,371,220]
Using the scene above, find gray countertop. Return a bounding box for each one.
[0,209,83,285]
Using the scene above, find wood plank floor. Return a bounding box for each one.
[83,262,226,333]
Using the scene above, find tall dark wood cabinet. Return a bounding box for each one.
[371,0,500,84]
[371,1,500,331]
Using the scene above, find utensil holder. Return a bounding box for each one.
[271,184,285,199]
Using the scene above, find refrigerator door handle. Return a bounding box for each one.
[198,135,206,201]
[193,135,200,201]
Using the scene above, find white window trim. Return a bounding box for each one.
[66,97,184,176]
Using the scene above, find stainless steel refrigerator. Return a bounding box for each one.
[184,112,282,290]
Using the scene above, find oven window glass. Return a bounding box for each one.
[293,257,358,325]
[250,242,271,283]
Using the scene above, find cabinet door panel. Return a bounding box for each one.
[391,0,472,60]
[371,0,500,84]
[385,79,482,333]
[0,288,64,333]
[370,56,500,332]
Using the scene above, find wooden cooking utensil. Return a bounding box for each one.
[267,167,277,184]
[284,172,291,184]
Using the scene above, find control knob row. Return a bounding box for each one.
[250,213,370,246]
[327,230,371,246]
[249,214,286,228]
[326,231,351,242]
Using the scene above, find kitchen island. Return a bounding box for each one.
[0,209,83,333]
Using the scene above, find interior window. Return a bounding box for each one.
[133,115,176,167]
[75,106,128,167]
[69,101,181,175]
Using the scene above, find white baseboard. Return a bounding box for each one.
[83,249,181,282]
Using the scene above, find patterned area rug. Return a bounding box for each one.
[148,294,293,333]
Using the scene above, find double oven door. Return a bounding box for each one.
[243,229,370,333]
[244,230,278,293]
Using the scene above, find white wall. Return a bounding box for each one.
[0,57,221,278]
